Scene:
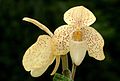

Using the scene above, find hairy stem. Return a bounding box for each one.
[72,63,77,80]
[61,55,68,70]
[61,55,71,79]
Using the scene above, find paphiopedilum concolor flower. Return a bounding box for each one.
[22,17,60,77]
[22,6,105,77]
[53,6,105,65]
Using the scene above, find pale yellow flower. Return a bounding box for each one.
[22,6,105,77]
[52,6,105,65]
[22,17,60,77]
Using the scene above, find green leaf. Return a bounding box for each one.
[53,73,73,81]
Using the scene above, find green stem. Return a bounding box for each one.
[72,63,77,80]
[61,55,68,71]
[61,55,71,79]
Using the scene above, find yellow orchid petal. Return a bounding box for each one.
[30,66,48,77]
[23,17,53,37]
[51,56,60,75]
[81,27,105,60]
[22,35,55,72]
[52,25,76,55]
[64,6,96,27]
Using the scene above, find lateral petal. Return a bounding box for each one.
[81,27,105,60]
[50,56,60,75]
[52,25,76,55]
[22,35,55,71]
[23,17,53,37]
[30,66,48,77]
[64,6,96,27]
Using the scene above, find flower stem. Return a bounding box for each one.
[61,55,71,79]
[72,63,77,80]
[61,55,68,70]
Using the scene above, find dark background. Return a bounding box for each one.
[0,0,120,81]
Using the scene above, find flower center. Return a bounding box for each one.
[72,31,82,41]
[70,30,87,66]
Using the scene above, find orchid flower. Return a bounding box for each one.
[22,6,105,78]
[52,6,105,66]
[22,17,60,77]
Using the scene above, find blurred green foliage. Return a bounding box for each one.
[53,73,72,81]
[0,0,120,81]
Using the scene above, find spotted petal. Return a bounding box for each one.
[30,66,48,77]
[52,25,76,55]
[64,6,96,27]
[22,35,55,77]
[81,27,105,60]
